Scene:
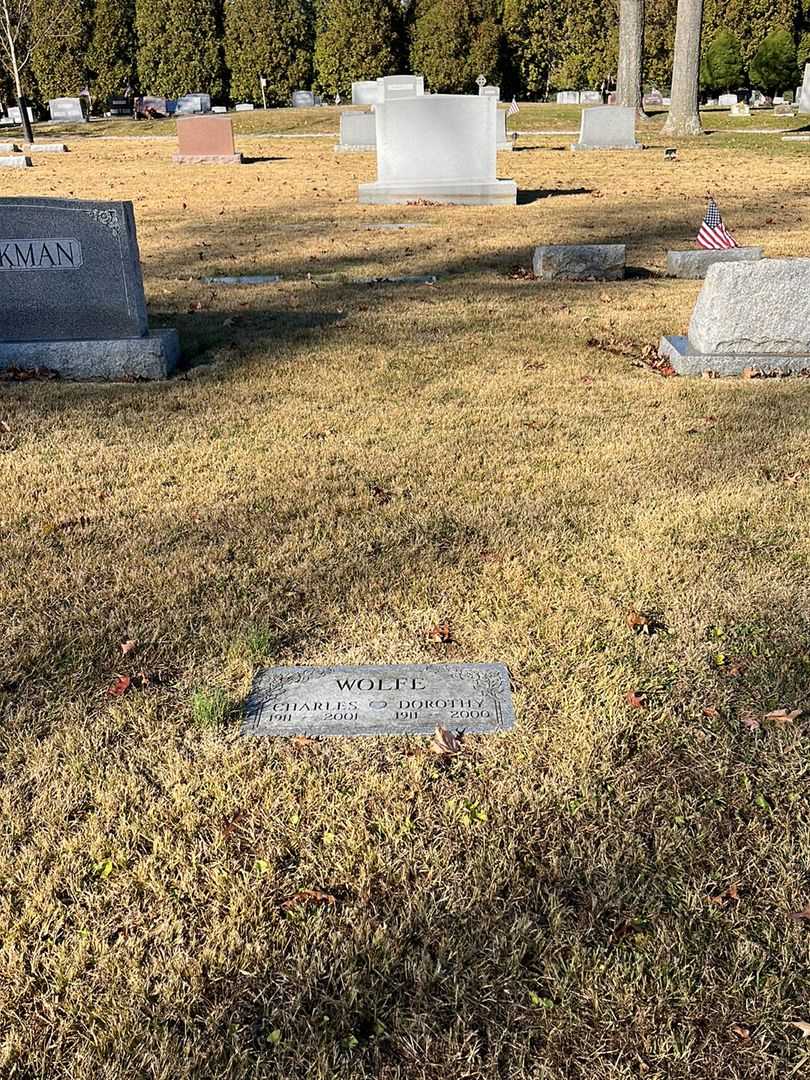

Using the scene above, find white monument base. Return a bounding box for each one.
[358,178,517,206]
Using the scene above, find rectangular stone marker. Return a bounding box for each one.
[572,105,641,151]
[533,243,625,281]
[48,97,86,123]
[479,85,500,99]
[718,93,738,107]
[352,80,379,106]
[243,663,515,737]
[235,103,254,111]
[0,197,178,379]
[0,156,30,168]
[666,247,762,279]
[556,91,580,104]
[659,259,810,376]
[336,109,376,152]
[136,96,170,116]
[580,90,603,105]
[176,93,211,115]
[109,97,132,117]
[376,75,425,102]
[359,94,516,206]
[800,65,810,114]
[292,90,316,108]
[173,114,242,164]
[496,108,513,151]
[6,106,35,124]
[730,102,751,117]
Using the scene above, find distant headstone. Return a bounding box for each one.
[359,94,516,206]
[0,142,19,153]
[376,75,425,101]
[352,80,379,106]
[774,103,794,116]
[234,102,254,111]
[0,197,178,379]
[0,156,30,168]
[571,105,641,151]
[659,259,810,376]
[172,115,242,164]
[661,96,671,106]
[666,247,762,279]
[750,91,769,108]
[292,90,316,108]
[556,91,580,105]
[533,243,625,281]
[496,107,514,151]
[176,93,211,115]
[243,663,515,737]
[642,90,663,108]
[24,142,67,153]
[479,84,500,99]
[5,105,35,125]
[730,102,751,117]
[136,96,170,117]
[211,106,228,113]
[48,97,87,123]
[336,109,376,152]
[108,97,132,118]
[718,93,738,107]
[773,96,785,105]
[799,66,810,114]
[580,90,603,105]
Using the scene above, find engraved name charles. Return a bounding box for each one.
[0,238,83,271]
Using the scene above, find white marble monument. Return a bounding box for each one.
[352,81,379,106]
[336,109,377,152]
[358,94,516,206]
[799,64,810,114]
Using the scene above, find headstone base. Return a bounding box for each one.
[658,334,810,377]
[358,179,517,206]
[172,152,242,165]
[24,143,68,153]
[0,330,179,380]
[533,243,625,281]
[496,140,514,152]
[0,142,20,153]
[666,247,762,279]
[571,141,643,151]
[334,143,376,153]
[0,156,31,168]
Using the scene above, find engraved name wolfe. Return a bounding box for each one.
[0,238,83,271]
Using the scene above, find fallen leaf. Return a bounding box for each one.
[764,707,803,727]
[702,706,721,720]
[788,904,810,922]
[740,711,761,732]
[626,607,667,635]
[289,735,319,752]
[788,1021,810,1037]
[120,639,137,657]
[708,883,740,907]
[429,725,464,758]
[427,621,455,644]
[730,1023,751,1043]
[107,675,131,697]
[280,888,336,911]
[625,689,648,709]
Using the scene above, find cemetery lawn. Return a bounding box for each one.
[2,116,810,1079]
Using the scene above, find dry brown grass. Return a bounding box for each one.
[1,110,809,1079]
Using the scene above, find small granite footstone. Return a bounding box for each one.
[203,274,282,285]
[243,663,515,737]
[666,247,762,279]
[0,197,178,380]
[24,143,67,153]
[0,156,30,168]
[532,243,625,281]
[659,259,810,376]
[0,143,20,153]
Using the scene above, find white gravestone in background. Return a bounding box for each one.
[48,97,86,122]
[496,107,513,151]
[5,105,35,125]
[359,94,516,206]
[352,81,379,106]
[292,90,316,107]
[336,110,377,152]
[571,105,641,151]
[557,91,580,104]
[176,94,211,114]
[799,65,810,114]
[718,93,738,107]
[580,90,603,105]
[376,75,425,101]
[479,85,500,99]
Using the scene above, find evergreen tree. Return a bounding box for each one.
[30,0,89,99]
[700,28,744,90]
[225,0,313,104]
[749,27,798,92]
[87,0,137,105]
[136,0,223,98]
[644,0,678,88]
[409,0,503,93]
[314,0,401,97]
[503,0,564,98]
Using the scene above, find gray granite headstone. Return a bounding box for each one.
[800,65,810,114]
[244,663,515,737]
[533,243,625,280]
[0,197,178,379]
[336,110,376,152]
[580,90,603,105]
[659,259,810,375]
[571,106,641,150]
[666,247,762,279]
[556,91,580,104]
[292,90,316,108]
[48,97,86,123]
[176,93,211,115]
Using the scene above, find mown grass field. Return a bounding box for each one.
[0,105,809,1079]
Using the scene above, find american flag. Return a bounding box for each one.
[335,92,341,105]
[507,97,520,117]
[697,196,738,250]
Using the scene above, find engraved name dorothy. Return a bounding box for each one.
[0,238,83,270]
[265,698,484,712]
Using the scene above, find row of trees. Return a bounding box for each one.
[2,0,810,111]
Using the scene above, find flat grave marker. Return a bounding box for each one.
[173,114,242,164]
[244,663,515,737]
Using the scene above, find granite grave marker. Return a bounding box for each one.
[48,97,87,123]
[173,114,242,164]
[571,105,641,151]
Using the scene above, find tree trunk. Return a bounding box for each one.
[18,93,34,143]
[616,0,644,111]
[1,0,35,142]
[662,0,703,136]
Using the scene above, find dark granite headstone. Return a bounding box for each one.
[244,663,515,737]
[0,197,178,378]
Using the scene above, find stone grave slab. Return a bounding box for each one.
[496,108,514,151]
[533,243,625,281]
[666,247,762,279]
[572,105,641,151]
[243,663,515,737]
[730,102,751,117]
[800,65,810,114]
[556,91,580,104]
[176,93,211,115]
[292,90,316,108]
[0,197,178,379]
[48,97,86,123]
[336,110,376,152]
[580,90,603,105]
[376,75,425,102]
[173,115,241,164]
[659,259,810,376]
[0,156,30,168]
[235,103,254,111]
[479,85,500,99]
[0,143,19,153]
[352,80,379,106]
[6,106,35,125]
[718,93,738,107]
[359,94,516,206]
[24,142,67,153]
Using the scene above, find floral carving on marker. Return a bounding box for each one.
[80,208,121,238]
